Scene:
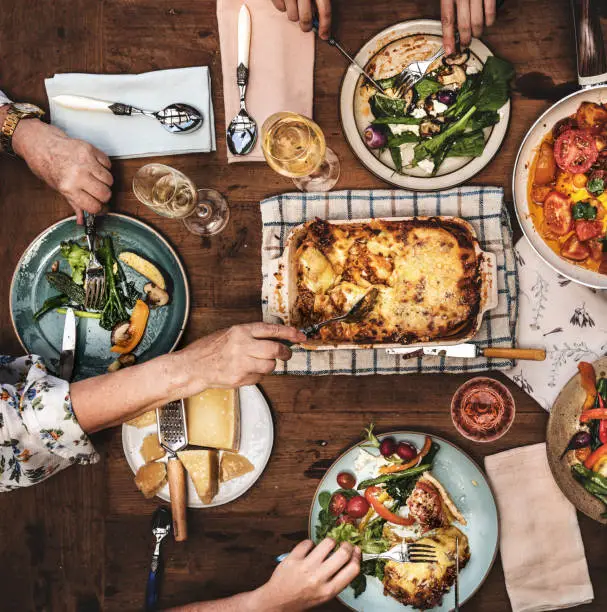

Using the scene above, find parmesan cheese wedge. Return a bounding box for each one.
[126,410,156,428]
[178,449,219,504]
[421,472,467,526]
[140,433,165,463]
[134,462,167,499]
[185,388,240,451]
[220,452,254,483]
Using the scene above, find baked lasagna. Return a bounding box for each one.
[294,218,481,344]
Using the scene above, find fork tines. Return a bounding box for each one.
[84,269,105,310]
[393,72,419,100]
[407,542,438,563]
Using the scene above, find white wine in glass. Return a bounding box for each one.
[261,112,340,192]
[133,163,230,236]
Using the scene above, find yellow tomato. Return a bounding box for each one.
[573,173,588,189]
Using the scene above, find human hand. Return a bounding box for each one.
[176,322,306,393]
[440,0,496,54]
[271,0,332,40]
[12,119,113,224]
[254,539,361,611]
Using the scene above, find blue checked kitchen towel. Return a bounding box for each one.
[261,188,519,376]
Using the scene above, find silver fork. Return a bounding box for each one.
[83,212,106,310]
[393,46,447,99]
[362,541,438,564]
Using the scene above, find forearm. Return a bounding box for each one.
[0,102,48,160]
[70,352,194,434]
[167,589,271,612]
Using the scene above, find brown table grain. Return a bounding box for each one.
[0,1,606,611]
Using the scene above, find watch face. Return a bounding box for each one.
[13,102,44,115]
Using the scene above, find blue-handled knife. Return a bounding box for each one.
[58,307,76,381]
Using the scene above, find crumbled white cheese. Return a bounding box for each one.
[390,124,420,136]
[417,159,435,174]
[399,143,415,167]
[466,65,480,75]
[411,107,427,119]
[389,522,423,540]
[429,100,449,116]
[353,448,389,473]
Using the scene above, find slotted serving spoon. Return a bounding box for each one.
[52,94,203,134]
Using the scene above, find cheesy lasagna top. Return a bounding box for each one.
[294,218,481,344]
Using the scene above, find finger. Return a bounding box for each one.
[306,538,336,566]
[82,175,112,203]
[315,0,332,40]
[328,546,361,594]
[470,0,484,38]
[297,0,313,32]
[74,207,85,225]
[248,322,307,343]
[94,150,111,169]
[456,0,472,47]
[248,339,292,362]
[256,358,277,375]
[69,190,103,215]
[272,0,287,11]
[319,542,355,580]
[91,165,114,187]
[284,0,299,22]
[289,539,315,560]
[484,0,496,26]
[441,0,457,55]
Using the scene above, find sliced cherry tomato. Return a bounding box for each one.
[576,102,607,131]
[531,185,552,204]
[336,471,356,490]
[346,495,370,519]
[534,142,557,185]
[336,514,356,526]
[329,492,347,516]
[561,235,590,261]
[544,191,573,236]
[575,219,603,242]
[554,129,598,174]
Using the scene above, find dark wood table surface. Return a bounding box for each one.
[1,1,606,611]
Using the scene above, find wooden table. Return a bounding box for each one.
[0,1,606,610]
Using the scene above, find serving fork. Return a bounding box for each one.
[83,212,106,310]
[392,45,447,99]
[362,541,438,564]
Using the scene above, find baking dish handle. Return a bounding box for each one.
[480,251,499,313]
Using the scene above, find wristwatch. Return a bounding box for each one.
[0,102,45,156]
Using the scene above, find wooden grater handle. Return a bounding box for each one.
[167,457,187,542]
[483,347,546,361]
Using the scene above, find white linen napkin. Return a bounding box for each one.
[505,238,607,411]
[45,67,216,159]
[485,443,594,612]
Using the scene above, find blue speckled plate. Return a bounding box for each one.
[10,214,189,380]
[308,431,499,612]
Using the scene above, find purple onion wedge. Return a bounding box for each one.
[364,125,388,149]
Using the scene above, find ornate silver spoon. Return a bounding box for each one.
[52,94,203,134]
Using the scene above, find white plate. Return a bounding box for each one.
[340,19,510,190]
[121,385,274,508]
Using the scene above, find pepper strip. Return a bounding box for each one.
[364,486,415,526]
[584,444,607,470]
[379,436,432,475]
[578,362,597,410]
[580,408,607,423]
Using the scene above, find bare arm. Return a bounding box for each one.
[167,590,262,612]
[70,323,305,434]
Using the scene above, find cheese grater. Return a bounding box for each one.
[156,400,189,542]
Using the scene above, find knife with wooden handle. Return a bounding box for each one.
[387,344,546,361]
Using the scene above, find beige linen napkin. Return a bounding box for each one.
[485,443,594,612]
[217,0,314,163]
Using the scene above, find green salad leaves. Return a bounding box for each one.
[60,241,90,285]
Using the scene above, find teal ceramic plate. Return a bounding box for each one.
[10,213,189,380]
[308,431,499,611]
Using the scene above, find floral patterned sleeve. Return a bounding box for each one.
[0,355,99,491]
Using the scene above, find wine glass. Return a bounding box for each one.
[133,163,230,236]
[261,112,340,192]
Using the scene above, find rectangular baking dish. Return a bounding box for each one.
[266,216,498,350]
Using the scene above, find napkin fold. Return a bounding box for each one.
[217,0,314,163]
[505,238,607,411]
[45,67,216,159]
[485,443,594,612]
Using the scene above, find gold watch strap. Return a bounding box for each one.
[1,104,44,156]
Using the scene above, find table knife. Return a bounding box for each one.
[58,307,77,381]
[156,400,189,542]
[386,344,546,361]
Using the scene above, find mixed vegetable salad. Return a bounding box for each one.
[316,425,441,598]
[563,361,607,517]
[362,51,514,176]
[34,237,171,371]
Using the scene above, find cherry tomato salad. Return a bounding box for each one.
[315,425,440,598]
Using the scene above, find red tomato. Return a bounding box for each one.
[575,219,603,242]
[561,235,590,261]
[396,442,417,461]
[336,471,356,490]
[552,117,577,140]
[329,492,348,516]
[533,142,557,185]
[543,191,573,236]
[554,129,598,174]
[346,495,370,519]
[337,514,356,526]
